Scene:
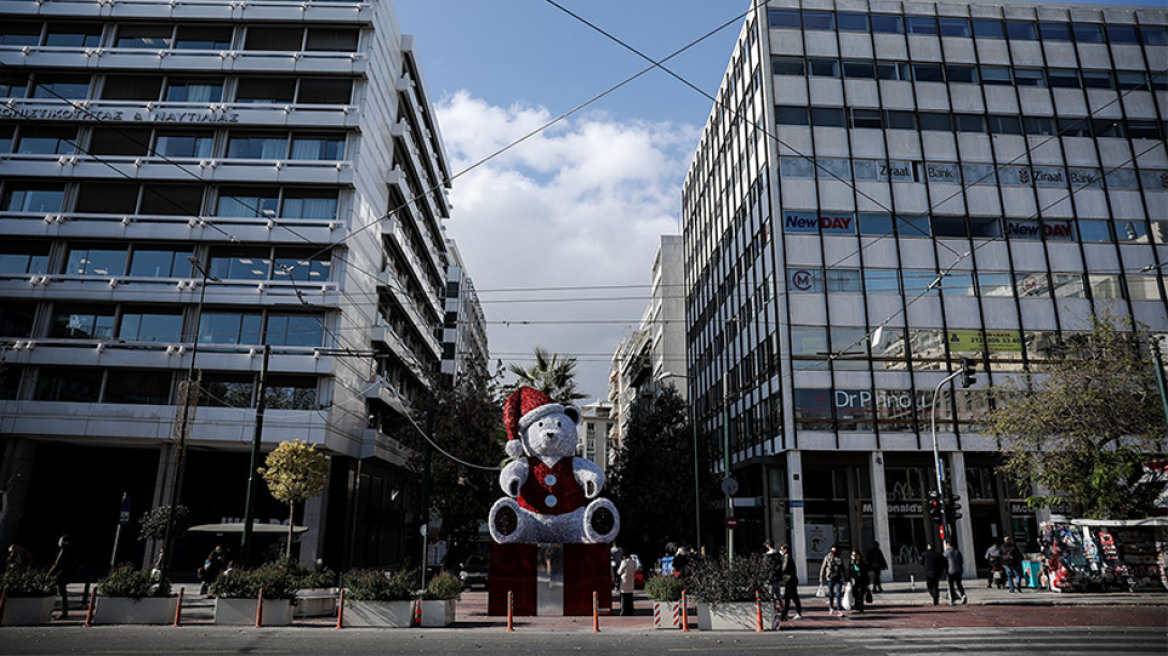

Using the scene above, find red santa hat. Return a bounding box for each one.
[503,386,579,457]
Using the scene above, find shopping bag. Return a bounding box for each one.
[815,584,826,598]
[841,582,854,610]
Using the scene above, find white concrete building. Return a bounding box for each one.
[608,235,689,451]
[0,0,452,573]
[577,399,615,476]
[683,0,1166,582]
[441,238,488,388]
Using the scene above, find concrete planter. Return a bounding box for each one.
[651,601,683,629]
[93,596,179,625]
[294,589,337,618]
[343,599,414,627]
[696,601,776,631]
[0,596,54,625]
[419,599,455,627]
[214,597,294,626]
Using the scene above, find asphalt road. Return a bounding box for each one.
[0,625,1164,656]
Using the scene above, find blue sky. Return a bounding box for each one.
[394,0,1163,402]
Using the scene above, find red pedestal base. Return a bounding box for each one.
[487,543,612,616]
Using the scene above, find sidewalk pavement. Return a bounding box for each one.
[49,579,1164,631]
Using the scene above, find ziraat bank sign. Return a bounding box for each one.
[783,211,855,234]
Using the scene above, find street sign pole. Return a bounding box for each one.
[109,492,130,571]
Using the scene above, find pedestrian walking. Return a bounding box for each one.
[671,546,688,579]
[984,539,1004,589]
[610,544,623,589]
[1001,536,1024,593]
[848,549,870,613]
[777,543,802,621]
[818,544,846,617]
[865,542,888,593]
[763,541,782,602]
[944,539,967,605]
[617,553,637,616]
[919,543,945,605]
[47,535,76,619]
[199,545,226,597]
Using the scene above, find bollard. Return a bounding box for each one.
[255,586,264,628]
[592,590,599,633]
[505,590,515,632]
[755,590,763,632]
[910,575,916,591]
[83,587,97,627]
[335,588,344,629]
[680,590,689,632]
[173,588,184,627]
[0,585,8,626]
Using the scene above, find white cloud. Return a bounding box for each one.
[438,91,696,401]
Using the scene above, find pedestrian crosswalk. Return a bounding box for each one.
[846,627,1167,654]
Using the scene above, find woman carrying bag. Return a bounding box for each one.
[848,549,870,613]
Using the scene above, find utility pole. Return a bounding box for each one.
[159,257,217,578]
[241,344,272,565]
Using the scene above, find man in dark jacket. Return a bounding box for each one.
[1001,536,1024,593]
[777,543,802,621]
[865,542,888,593]
[48,535,76,619]
[919,543,945,606]
[944,540,967,605]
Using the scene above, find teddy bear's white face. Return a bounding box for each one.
[523,411,578,460]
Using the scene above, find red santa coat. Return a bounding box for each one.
[517,458,586,516]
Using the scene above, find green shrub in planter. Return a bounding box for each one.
[270,557,336,589]
[98,564,171,599]
[209,561,298,600]
[343,569,415,602]
[644,575,683,602]
[684,554,774,603]
[0,568,55,598]
[422,571,462,601]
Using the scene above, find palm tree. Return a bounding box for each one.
[506,347,587,403]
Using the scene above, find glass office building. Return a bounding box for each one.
[0,0,453,572]
[682,0,1166,580]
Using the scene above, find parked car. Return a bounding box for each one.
[459,554,488,589]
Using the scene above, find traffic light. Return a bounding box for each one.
[927,490,943,522]
[960,357,977,388]
[947,492,963,520]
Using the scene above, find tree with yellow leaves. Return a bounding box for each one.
[260,440,330,559]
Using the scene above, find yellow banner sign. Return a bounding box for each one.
[948,330,1022,353]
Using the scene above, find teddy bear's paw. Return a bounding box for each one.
[489,498,523,543]
[583,498,620,544]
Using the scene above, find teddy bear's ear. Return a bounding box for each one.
[562,406,580,424]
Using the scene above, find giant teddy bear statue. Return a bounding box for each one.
[487,386,620,544]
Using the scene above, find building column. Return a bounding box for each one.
[869,451,892,583]
[143,444,176,568]
[300,491,328,567]
[0,438,37,549]
[947,451,977,578]
[787,450,807,583]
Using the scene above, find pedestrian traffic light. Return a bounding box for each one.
[927,490,943,522]
[960,357,976,388]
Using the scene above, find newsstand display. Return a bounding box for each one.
[1038,519,1168,593]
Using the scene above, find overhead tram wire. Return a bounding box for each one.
[0,4,757,335]
[541,0,1168,284]
[542,0,1167,364]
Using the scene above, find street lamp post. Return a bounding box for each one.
[158,256,217,578]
